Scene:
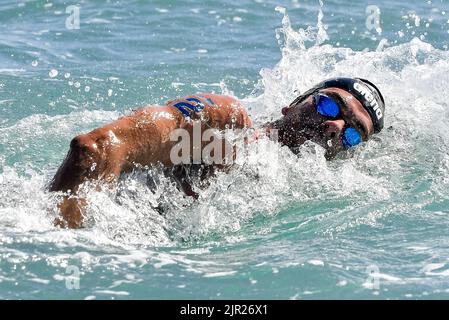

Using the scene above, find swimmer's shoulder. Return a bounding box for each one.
[204,93,252,128]
[165,93,252,128]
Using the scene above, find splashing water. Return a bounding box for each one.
[1,0,449,299]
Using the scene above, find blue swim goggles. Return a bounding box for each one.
[314,93,362,148]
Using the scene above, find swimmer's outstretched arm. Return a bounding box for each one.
[49,94,252,228]
[49,106,175,228]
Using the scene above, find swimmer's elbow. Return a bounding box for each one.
[50,134,101,193]
[236,107,253,129]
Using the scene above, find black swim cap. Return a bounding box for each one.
[289,77,386,133]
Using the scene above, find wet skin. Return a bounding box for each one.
[50,94,252,228]
[50,88,374,228]
[269,88,374,159]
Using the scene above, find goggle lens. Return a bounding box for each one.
[342,127,362,148]
[315,93,363,149]
[315,94,340,117]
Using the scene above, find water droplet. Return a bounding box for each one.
[84,86,90,92]
[74,82,81,88]
[31,60,38,67]
[49,69,58,78]
[108,89,113,97]
[64,72,71,78]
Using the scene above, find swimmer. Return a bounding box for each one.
[49,77,385,228]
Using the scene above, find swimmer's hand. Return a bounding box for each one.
[53,196,86,229]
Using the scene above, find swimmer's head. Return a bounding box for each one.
[277,77,385,159]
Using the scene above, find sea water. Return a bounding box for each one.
[0,0,449,299]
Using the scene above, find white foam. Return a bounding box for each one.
[85,18,111,24]
[203,271,237,278]
[29,278,51,285]
[94,290,130,296]
[155,8,169,14]
[308,259,325,266]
